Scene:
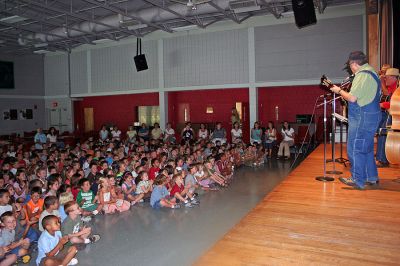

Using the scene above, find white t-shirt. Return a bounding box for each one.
[164,128,175,139]
[111,130,121,139]
[47,134,57,143]
[231,128,242,138]
[198,129,208,139]
[282,128,295,141]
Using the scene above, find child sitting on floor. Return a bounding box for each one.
[132,171,152,205]
[185,165,199,205]
[76,178,102,216]
[24,187,44,227]
[170,173,193,208]
[150,175,179,209]
[39,196,60,232]
[36,215,78,266]
[98,178,130,214]
[0,211,31,263]
[243,144,257,167]
[0,189,12,217]
[120,172,136,205]
[58,192,74,223]
[61,201,100,245]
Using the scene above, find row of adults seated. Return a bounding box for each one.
[98,122,230,145]
[33,127,73,150]
[97,121,307,155]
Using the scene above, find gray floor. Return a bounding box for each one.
[30,160,292,266]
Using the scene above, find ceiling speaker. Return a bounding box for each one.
[292,0,317,28]
[134,54,148,72]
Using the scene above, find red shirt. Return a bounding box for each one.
[18,159,27,168]
[71,187,79,200]
[148,167,160,181]
[381,84,398,110]
[170,183,184,197]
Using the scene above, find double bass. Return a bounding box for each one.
[386,86,400,164]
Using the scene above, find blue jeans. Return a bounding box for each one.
[376,111,391,163]
[347,110,381,187]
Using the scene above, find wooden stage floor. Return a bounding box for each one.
[196,144,400,266]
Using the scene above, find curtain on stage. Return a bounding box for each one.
[392,0,400,68]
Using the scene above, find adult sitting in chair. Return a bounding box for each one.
[277,121,294,160]
[211,122,227,145]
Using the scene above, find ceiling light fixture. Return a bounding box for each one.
[0,15,28,23]
[92,38,113,44]
[171,25,199,32]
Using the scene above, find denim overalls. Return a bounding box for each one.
[347,70,381,188]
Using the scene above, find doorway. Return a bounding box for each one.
[84,108,94,133]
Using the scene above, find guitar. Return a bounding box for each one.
[320,75,353,106]
[320,74,354,91]
[322,75,390,104]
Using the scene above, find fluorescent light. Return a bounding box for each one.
[172,25,199,32]
[0,15,28,23]
[34,43,48,48]
[127,24,147,30]
[33,49,50,54]
[93,38,113,44]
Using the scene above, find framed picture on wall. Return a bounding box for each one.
[3,110,10,120]
[19,109,26,120]
[10,109,18,120]
[19,109,33,120]
[26,109,33,119]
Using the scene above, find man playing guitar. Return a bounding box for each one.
[376,68,400,167]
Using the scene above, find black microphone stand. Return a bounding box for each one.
[326,92,342,175]
[316,95,334,182]
[335,112,349,166]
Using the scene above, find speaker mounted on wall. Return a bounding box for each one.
[134,38,148,72]
[292,0,317,28]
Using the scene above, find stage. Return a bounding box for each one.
[196,144,400,265]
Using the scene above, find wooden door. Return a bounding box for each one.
[84,108,94,133]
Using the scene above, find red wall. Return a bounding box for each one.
[74,93,159,133]
[168,88,250,142]
[258,85,336,141]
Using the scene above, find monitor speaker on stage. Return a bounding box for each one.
[292,0,317,28]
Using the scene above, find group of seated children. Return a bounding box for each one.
[0,125,266,265]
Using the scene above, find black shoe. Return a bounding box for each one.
[366,180,379,186]
[376,161,389,168]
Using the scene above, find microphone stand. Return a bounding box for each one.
[316,95,334,182]
[335,111,349,166]
[326,92,342,175]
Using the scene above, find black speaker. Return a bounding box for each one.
[292,0,317,28]
[134,54,148,72]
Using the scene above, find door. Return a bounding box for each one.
[84,108,94,133]
[47,108,69,132]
